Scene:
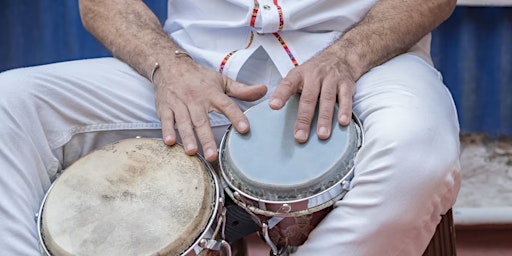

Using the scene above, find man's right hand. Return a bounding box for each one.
[152,55,267,162]
[79,0,267,162]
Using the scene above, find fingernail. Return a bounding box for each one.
[269,98,282,108]
[238,121,248,131]
[295,129,307,141]
[164,135,174,144]
[205,148,215,159]
[185,143,196,153]
[340,115,349,124]
[318,126,329,137]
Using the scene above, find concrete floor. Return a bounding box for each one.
[454,135,512,255]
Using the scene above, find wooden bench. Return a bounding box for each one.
[423,209,456,256]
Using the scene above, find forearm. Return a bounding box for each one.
[78,0,181,81]
[79,0,268,162]
[327,0,457,80]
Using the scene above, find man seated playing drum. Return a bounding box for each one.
[0,0,461,255]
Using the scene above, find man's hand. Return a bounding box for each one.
[269,0,456,143]
[79,0,267,162]
[269,51,356,143]
[153,57,267,162]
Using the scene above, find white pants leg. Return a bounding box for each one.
[0,55,268,255]
[0,53,460,255]
[0,58,174,255]
[295,54,461,255]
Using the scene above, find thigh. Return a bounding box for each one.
[295,54,461,256]
[0,57,161,254]
[1,58,162,172]
[0,57,233,255]
[352,53,460,186]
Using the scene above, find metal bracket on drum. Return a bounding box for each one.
[229,190,288,255]
[265,204,291,230]
[233,187,351,218]
[235,182,354,256]
[218,197,228,241]
[261,223,282,256]
[198,239,232,256]
[231,191,265,225]
[261,222,297,256]
[198,203,233,256]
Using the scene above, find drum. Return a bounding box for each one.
[37,138,230,256]
[219,95,363,255]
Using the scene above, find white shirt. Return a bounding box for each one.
[163,0,431,80]
[163,0,432,126]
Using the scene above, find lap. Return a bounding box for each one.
[0,53,461,255]
[295,54,461,255]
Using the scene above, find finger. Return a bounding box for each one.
[337,81,355,126]
[225,79,268,102]
[188,104,218,162]
[212,94,250,134]
[316,77,338,140]
[269,69,303,110]
[294,78,321,143]
[172,101,199,155]
[159,107,177,146]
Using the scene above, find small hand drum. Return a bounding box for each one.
[219,95,363,255]
[37,138,230,256]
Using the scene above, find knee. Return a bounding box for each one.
[364,108,459,175]
[361,113,461,219]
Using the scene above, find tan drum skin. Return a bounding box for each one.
[37,138,222,256]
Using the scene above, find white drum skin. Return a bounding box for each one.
[219,95,363,249]
[37,138,224,256]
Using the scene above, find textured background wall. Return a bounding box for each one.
[1,1,511,138]
[0,0,167,71]
[432,6,512,137]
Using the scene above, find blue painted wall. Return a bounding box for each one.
[0,0,166,70]
[1,2,511,136]
[431,7,512,137]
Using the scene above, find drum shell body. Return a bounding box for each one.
[219,95,363,248]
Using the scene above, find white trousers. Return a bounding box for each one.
[0,52,460,255]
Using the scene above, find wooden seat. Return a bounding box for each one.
[422,209,456,256]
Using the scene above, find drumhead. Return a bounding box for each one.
[220,94,361,202]
[40,138,216,256]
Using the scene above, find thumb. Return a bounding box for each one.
[225,79,268,102]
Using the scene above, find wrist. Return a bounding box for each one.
[331,39,370,81]
[322,45,366,83]
[148,49,194,85]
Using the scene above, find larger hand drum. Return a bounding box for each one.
[37,138,230,256]
[219,95,363,254]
